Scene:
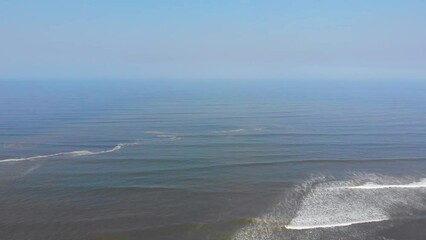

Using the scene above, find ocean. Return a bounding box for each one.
[1,80,426,240]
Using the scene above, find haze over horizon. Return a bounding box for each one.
[1,0,425,81]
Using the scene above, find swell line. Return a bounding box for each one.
[98,157,425,175]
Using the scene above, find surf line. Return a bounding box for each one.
[0,142,139,163]
[237,217,390,230]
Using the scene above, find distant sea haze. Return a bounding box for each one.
[1,80,426,240]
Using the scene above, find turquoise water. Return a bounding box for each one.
[1,80,426,239]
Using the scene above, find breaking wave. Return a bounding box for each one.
[0,142,139,163]
[233,174,426,239]
[336,178,426,190]
[215,128,246,134]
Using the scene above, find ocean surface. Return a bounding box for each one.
[1,80,426,240]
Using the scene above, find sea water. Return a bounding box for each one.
[1,80,426,240]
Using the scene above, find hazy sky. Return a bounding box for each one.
[1,0,425,80]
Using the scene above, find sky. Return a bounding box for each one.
[0,0,425,81]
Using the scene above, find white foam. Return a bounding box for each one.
[0,142,138,163]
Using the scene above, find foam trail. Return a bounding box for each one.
[0,142,138,163]
[21,164,41,177]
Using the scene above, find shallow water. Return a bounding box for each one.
[1,80,426,239]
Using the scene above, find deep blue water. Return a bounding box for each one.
[1,80,426,240]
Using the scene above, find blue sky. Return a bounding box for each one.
[0,0,425,80]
